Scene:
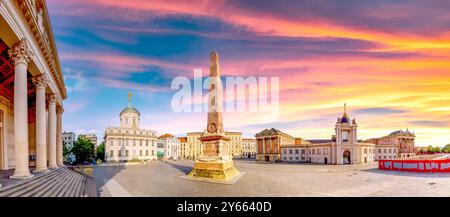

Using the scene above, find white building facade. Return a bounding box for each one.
[242,138,256,159]
[104,93,157,162]
[62,131,75,163]
[157,134,180,160]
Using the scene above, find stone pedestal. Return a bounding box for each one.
[188,159,239,181]
[187,134,240,182]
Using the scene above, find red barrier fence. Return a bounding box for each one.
[379,159,450,172]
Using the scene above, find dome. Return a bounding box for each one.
[340,115,350,123]
[120,106,140,116]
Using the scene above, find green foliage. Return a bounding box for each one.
[424,145,447,154]
[63,143,71,160]
[442,144,450,153]
[96,142,105,161]
[157,151,164,159]
[72,136,95,164]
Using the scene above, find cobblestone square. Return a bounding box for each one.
[94,160,450,197]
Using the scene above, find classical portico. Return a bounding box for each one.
[0,0,67,179]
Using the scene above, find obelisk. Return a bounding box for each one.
[187,51,240,181]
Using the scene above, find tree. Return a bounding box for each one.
[63,143,71,163]
[72,136,95,164]
[442,144,450,153]
[96,142,105,161]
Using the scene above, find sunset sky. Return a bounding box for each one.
[47,0,450,146]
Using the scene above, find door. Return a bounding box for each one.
[324,157,328,164]
[343,150,351,164]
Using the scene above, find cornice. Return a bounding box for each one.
[16,0,66,99]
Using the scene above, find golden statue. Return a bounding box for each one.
[128,91,132,107]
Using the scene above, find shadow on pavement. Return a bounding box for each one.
[163,161,193,174]
[362,167,450,178]
[93,164,126,196]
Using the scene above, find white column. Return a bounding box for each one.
[56,106,64,166]
[48,94,57,169]
[33,75,48,172]
[8,39,34,179]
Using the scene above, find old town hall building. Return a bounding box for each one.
[104,93,158,162]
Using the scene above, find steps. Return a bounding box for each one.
[0,167,95,197]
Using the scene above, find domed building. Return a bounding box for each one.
[104,92,157,162]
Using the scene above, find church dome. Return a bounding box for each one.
[120,91,140,116]
[339,103,351,123]
[120,106,140,116]
[340,113,350,123]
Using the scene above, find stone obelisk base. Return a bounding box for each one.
[188,159,240,180]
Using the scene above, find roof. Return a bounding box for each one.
[120,106,140,116]
[158,133,175,139]
[307,139,333,144]
[295,138,311,145]
[255,128,281,137]
[389,129,415,136]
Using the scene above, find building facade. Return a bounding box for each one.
[62,131,75,163]
[104,93,157,162]
[182,131,245,159]
[242,138,256,158]
[226,132,242,158]
[157,134,180,160]
[365,129,415,158]
[179,137,187,159]
[255,128,296,162]
[0,0,67,179]
[270,105,391,165]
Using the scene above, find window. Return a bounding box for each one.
[301,149,305,154]
[118,150,122,157]
[378,149,381,153]
[388,149,392,153]
[295,157,299,160]
[283,157,286,160]
[289,157,292,160]
[110,150,114,157]
[289,149,293,154]
[342,131,349,142]
[383,149,387,153]
[283,149,287,154]
[312,149,315,155]
[126,150,129,157]
[324,149,328,154]
[364,149,367,154]
[146,150,148,156]
[318,149,321,155]
[146,140,149,146]
[295,149,299,154]
[152,150,155,156]
[139,150,142,156]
